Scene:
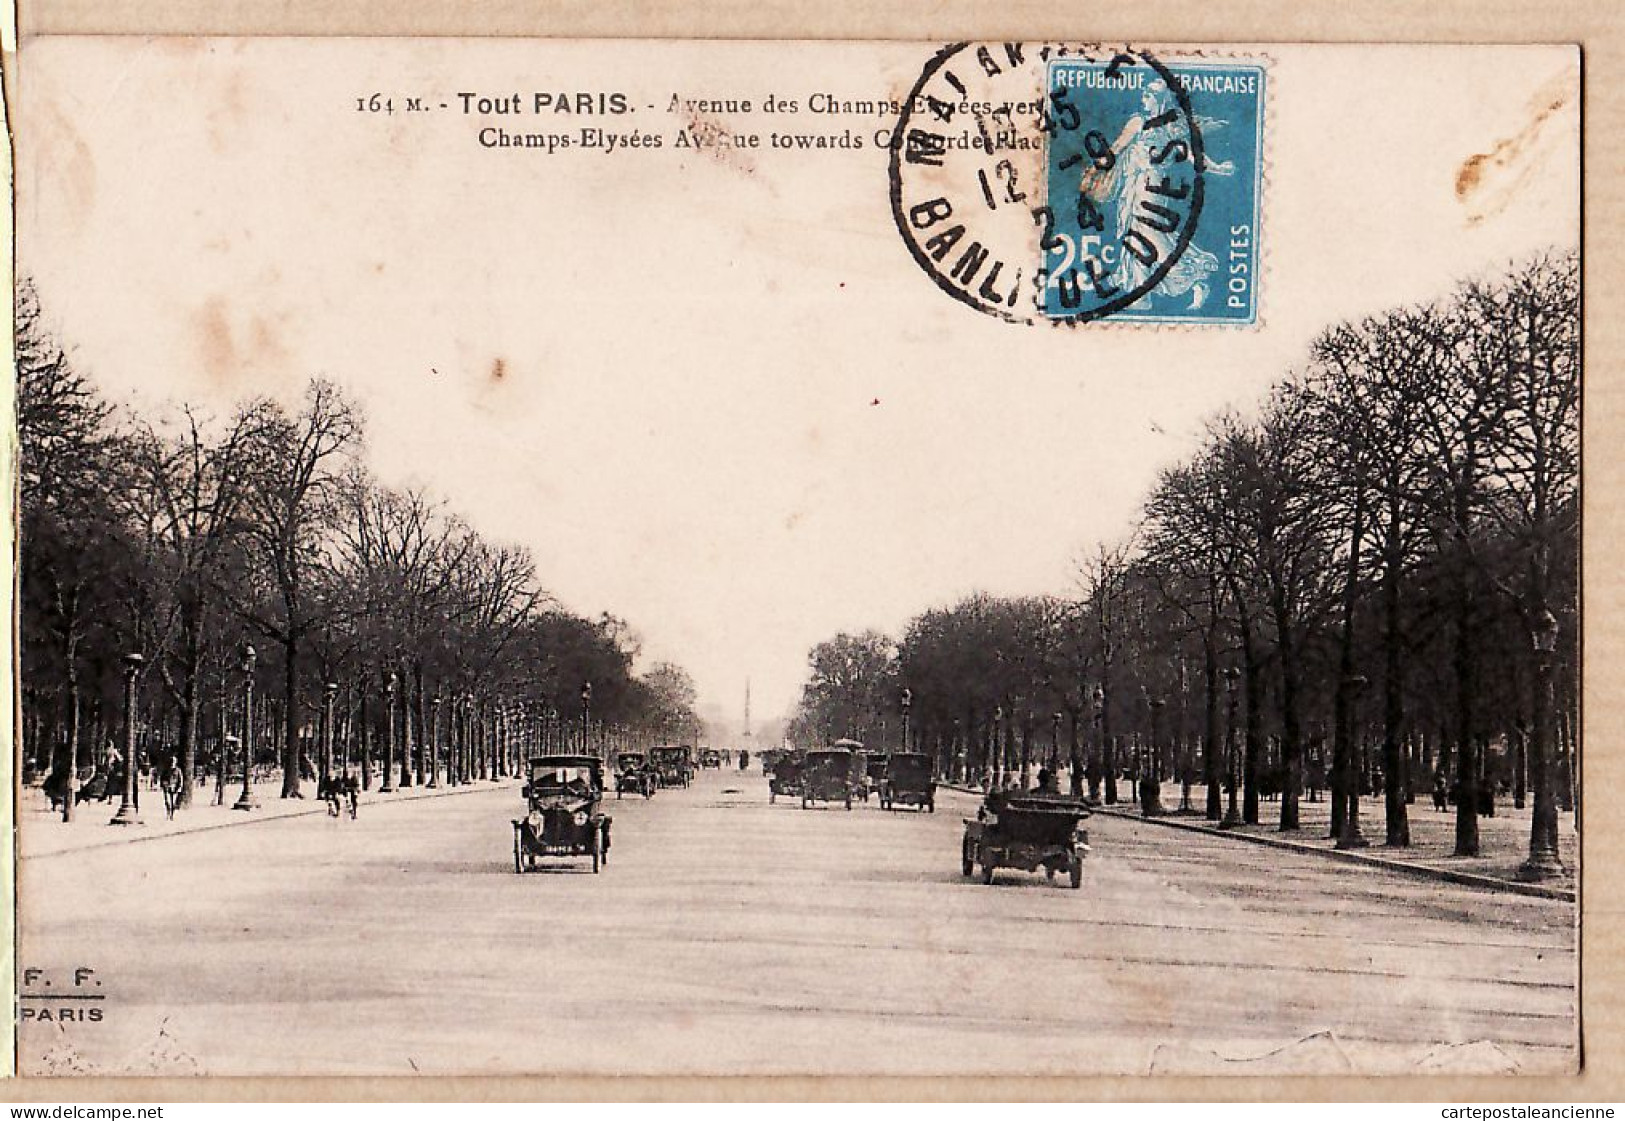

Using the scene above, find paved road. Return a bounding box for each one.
[17,768,1577,1077]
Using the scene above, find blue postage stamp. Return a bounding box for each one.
[1041,56,1265,325]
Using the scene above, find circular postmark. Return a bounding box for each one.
[888,42,1206,325]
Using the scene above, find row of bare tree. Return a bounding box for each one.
[790,251,1577,859]
[18,282,701,815]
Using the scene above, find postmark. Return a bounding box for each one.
[887,43,1265,326]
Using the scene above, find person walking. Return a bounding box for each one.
[160,753,183,820]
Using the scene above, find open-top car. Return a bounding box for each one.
[614,751,655,799]
[651,744,695,788]
[961,793,1089,887]
[767,752,802,803]
[802,748,857,810]
[513,755,612,874]
[881,752,936,812]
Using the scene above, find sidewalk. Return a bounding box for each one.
[15,775,522,859]
[940,777,1578,902]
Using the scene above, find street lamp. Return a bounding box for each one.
[1221,667,1242,828]
[428,694,442,788]
[1143,691,1166,817]
[463,693,476,781]
[1337,674,1370,849]
[992,706,1005,789]
[110,653,145,825]
[1520,609,1565,880]
[901,688,913,754]
[321,681,337,781]
[1091,684,1106,803]
[233,646,258,811]
[581,682,593,754]
[1050,711,1063,775]
[380,672,398,793]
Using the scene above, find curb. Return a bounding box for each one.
[936,782,1574,903]
[21,778,523,860]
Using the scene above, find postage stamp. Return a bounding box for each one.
[888,43,1266,326]
[1043,57,1265,325]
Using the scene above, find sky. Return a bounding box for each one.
[17,39,1580,731]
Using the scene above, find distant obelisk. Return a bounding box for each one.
[742,679,752,741]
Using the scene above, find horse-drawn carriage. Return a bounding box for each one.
[961,794,1089,887]
[513,755,612,874]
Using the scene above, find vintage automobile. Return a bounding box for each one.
[759,749,781,775]
[801,748,857,810]
[881,752,936,812]
[614,751,655,799]
[961,793,1089,887]
[863,752,889,801]
[651,744,695,788]
[767,752,802,803]
[513,754,612,874]
[699,748,723,770]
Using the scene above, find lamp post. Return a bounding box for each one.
[1221,667,1242,828]
[1143,691,1166,817]
[1090,685,1105,803]
[1050,711,1063,775]
[428,694,442,788]
[233,646,258,811]
[1520,610,1565,880]
[321,681,337,781]
[110,653,145,825]
[901,688,913,754]
[1336,674,1370,849]
[381,672,397,793]
[580,682,593,753]
[992,706,1005,789]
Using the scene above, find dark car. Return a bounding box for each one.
[614,751,655,799]
[651,745,695,788]
[513,755,612,874]
[961,793,1089,888]
[768,752,802,804]
[699,748,723,770]
[802,748,857,810]
[881,752,936,812]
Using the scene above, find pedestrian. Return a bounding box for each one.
[1432,769,1448,812]
[343,770,360,819]
[160,753,183,820]
[319,772,342,817]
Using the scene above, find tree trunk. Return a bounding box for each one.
[399,667,414,788]
[280,634,303,798]
[1381,547,1410,845]
[1277,616,1304,832]
[178,620,203,808]
[1204,637,1221,820]
[1453,538,1480,857]
[1241,619,1262,825]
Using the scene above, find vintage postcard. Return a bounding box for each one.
[10,36,1581,1079]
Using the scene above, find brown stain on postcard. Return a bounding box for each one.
[1455,67,1576,225]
